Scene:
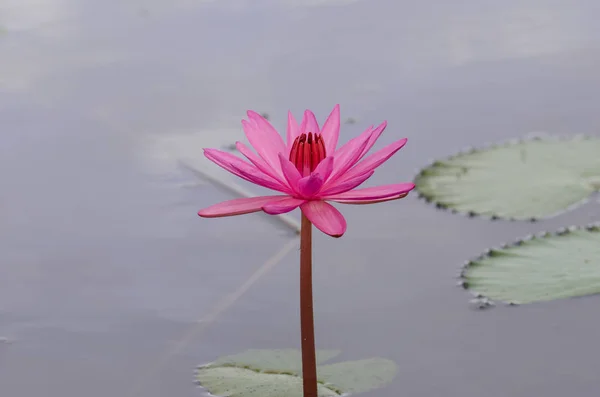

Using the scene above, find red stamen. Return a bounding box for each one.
[303,135,311,176]
[289,133,327,177]
[290,138,300,168]
[297,141,304,174]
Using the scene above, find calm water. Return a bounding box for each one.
[1,0,600,396]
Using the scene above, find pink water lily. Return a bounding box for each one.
[198,104,414,237]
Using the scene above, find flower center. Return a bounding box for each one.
[289,132,326,177]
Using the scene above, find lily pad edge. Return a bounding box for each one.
[458,221,600,307]
[413,133,599,222]
[194,363,346,395]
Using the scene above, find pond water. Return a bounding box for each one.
[1,0,600,396]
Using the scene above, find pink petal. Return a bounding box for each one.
[325,127,373,185]
[247,110,287,153]
[286,111,301,152]
[320,104,340,155]
[242,118,285,174]
[198,195,286,218]
[331,193,409,205]
[262,197,305,215]
[312,156,334,183]
[323,183,415,201]
[339,138,408,184]
[300,110,320,135]
[298,174,324,197]
[204,149,289,193]
[358,121,387,160]
[236,141,289,186]
[300,200,347,238]
[278,153,302,192]
[319,170,375,196]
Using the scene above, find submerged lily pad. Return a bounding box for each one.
[462,224,600,304]
[415,136,600,220]
[196,349,397,396]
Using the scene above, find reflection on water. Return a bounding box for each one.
[0,0,72,32]
[2,0,599,111]
[1,0,600,396]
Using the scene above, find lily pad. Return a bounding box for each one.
[414,136,600,220]
[196,368,339,397]
[318,358,399,394]
[208,349,341,374]
[462,224,600,304]
[196,349,397,396]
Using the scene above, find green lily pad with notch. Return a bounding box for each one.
[196,349,397,396]
[462,223,600,305]
[415,136,600,220]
